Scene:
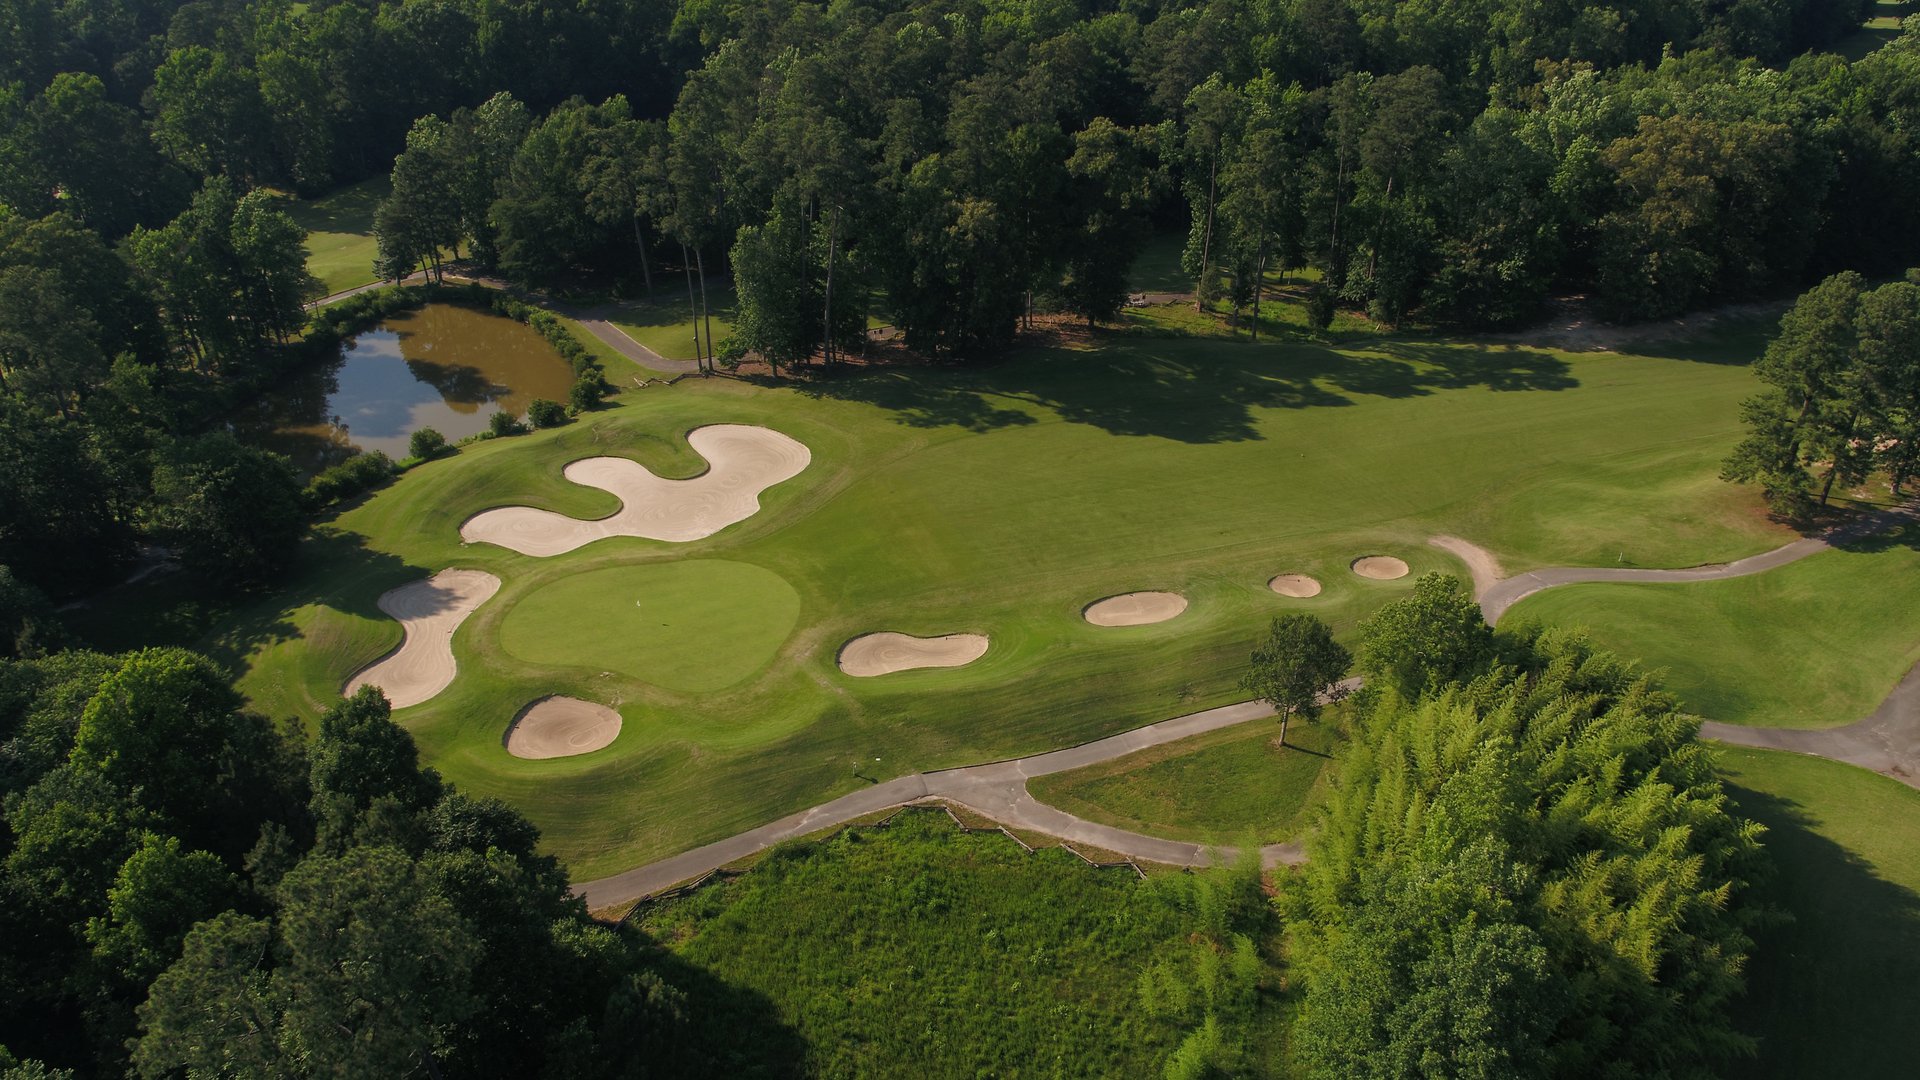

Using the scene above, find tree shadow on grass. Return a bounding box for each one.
[1721,781,1920,1079]
[630,942,809,1079]
[794,335,1577,444]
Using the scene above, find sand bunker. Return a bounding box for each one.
[1268,574,1323,598]
[1351,556,1410,580]
[1083,591,1188,627]
[838,632,989,677]
[505,696,623,759]
[460,424,810,556]
[346,569,501,709]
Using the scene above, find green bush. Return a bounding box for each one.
[408,427,447,460]
[488,411,524,437]
[303,450,398,512]
[568,371,608,412]
[525,399,567,429]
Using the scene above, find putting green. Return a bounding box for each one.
[498,560,801,693]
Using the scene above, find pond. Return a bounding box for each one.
[234,303,577,475]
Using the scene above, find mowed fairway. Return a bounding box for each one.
[1507,525,1920,727]
[1719,748,1920,1079]
[282,175,388,295]
[212,326,1789,878]
[499,560,801,693]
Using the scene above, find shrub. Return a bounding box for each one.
[408,427,447,460]
[488,411,524,437]
[568,372,608,412]
[525,399,567,429]
[303,450,398,512]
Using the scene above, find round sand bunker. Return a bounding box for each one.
[838,632,989,677]
[1351,555,1410,580]
[1083,591,1188,627]
[1268,574,1322,598]
[505,696,622,759]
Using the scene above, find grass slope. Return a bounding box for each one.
[1506,525,1920,727]
[122,317,1795,878]
[282,176,387,295]
[1718,748,1920,1079]
[607,285,740,361]
[1028,719,1339,845]
[632,809,1289,1079]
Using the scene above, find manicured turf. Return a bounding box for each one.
[144,313,1797,880]
[1505,525,1920,727]
[607,286,739,361]
[1717,747,1920,1079]
[1028,717,1339,844]
[631,809,1289,1078]
[281,176,388,295]
[498,560,800,693]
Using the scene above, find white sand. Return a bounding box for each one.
[1351,556,1410,580]
[345,569,501,709]
[505,696,623,759]
[460,424,810,556]
[838,632,990,677]
[1083,591,1188,627]
[1268,574,1322,598]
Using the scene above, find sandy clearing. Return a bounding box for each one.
[460,424,810,556]
[1268,573,1322,598]
[1083,591,1188,627]
[838,632,990,677]
[1429,536,1505,599]
[505,696,623,759]
[1351,555,1410,580]
[345,569,501,709]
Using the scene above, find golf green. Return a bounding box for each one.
[498,560,801,692]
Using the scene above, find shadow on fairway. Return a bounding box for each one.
[793,336,1576,443]
[1723,781,1920,1079]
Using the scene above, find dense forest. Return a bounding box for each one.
[0,0,1908,1074]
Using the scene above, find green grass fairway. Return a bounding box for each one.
[632,810,1289,1077]
[1028,718,1339,844]
[134,316,1806,880]
[1506,526,1920,727]
[498,560,800,692]
[1718,748,1920,1079]
[282,176,388,295]
[607,286,739,361]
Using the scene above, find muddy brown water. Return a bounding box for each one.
[234,304,575,475]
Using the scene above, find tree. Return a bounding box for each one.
[86,834,239,990]
[144,433,305,584]
[133,912,284,1079]
[307,686,442,843]
[374,116,463,283]
[1856,279,1920,494]
[1240,614,1350,747]
[145,46,270,181]
[1354,573,1493,698]
[1060,118,1155,327]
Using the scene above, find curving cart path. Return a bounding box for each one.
[581,505,1920,909]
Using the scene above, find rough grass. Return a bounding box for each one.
[1718,748,1920,1079]
[281,176,388,295]
[606,284,740,361]
[631,809,1290,1079]
[82,313,1794,880]
[1505,525,1920,727]
[1028,717,1339,845]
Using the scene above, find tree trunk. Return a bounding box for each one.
[821,205,839,366]
[1197,148,1219,311]
[696,247,714,378]
[1366,174,1394,284]
[1251,246,1267,343]
[680,242,702,373]
[633,213,653,293]
[1819,411,1861,506]
[1278,710,1290,748]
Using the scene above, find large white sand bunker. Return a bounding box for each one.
[1268,574,1322,598]
[1351,555,1410,580]
[505,696,623,759]
[838,632,990,677]
[1083,591,1188,627]
[460,424,811,556]
[346,569,502,709]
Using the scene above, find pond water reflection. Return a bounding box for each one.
[234,304,575,474]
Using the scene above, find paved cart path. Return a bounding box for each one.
[581,505,1920,909]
